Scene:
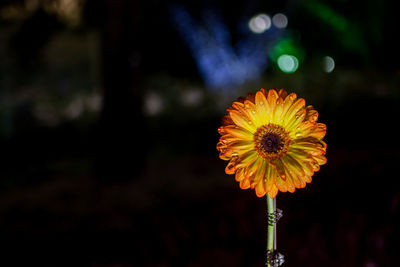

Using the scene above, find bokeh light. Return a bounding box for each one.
[323,56,335,73]
[277,54,299,73]
[181,88,204,107]
[248,14,271,34]
[64,96,84,119]
[144,92,163,116]
[272,13,288,29]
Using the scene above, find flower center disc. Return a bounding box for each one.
[254,123,291,161]
[261,133,283,153]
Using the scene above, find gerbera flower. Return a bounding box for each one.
[217,88,327,198]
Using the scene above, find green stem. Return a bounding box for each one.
[266,195,275,267]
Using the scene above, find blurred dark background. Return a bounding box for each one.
[0,0,399,266]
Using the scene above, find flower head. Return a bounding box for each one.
[217,88,327,198]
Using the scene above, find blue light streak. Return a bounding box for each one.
[169,5,283,90]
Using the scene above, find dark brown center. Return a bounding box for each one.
[261,133,284,153]
[254,123,291,161]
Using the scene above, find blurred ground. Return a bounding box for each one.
[1,140,400,266]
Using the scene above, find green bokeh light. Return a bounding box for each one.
[269,36,305,64]
[303,0,348,32]
[277,54,299,73]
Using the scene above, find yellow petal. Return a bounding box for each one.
[219,153,230,161]
[267,184,278,198]
[244,100,263,128]
[284,154,307,188]
[284,98,305,125]
[276,176,288,192]
[286,109,306,133]
[235,150,258,169]
[314,154,327,165]
[276,159,296,192]
[232,101,247,114]
[305,105,319,122]
[251,159,267,188]
[275,159,287,181]
[284,154,306,179]
[274,165,291,192]
[240,178,250,189]
[267,89,279,114]
[295,121,315,138]
[255,91,271,124]
[295,122,326,140]
[278,89,288,99]
[272,97,284,124]
[265,164,276,193]
[219,134,238,144]
[291,137,326,151]
[244,157,262,182]
[223,125,253,140]
[229,110,257,133]
[310,123,327,140]
[235,167,245,181]
[288,149,318,175]
[223,140,253,157]
[255,180,266,197]
[216,141,227,152]
[225,161,236,174]
[280,93,297,121]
